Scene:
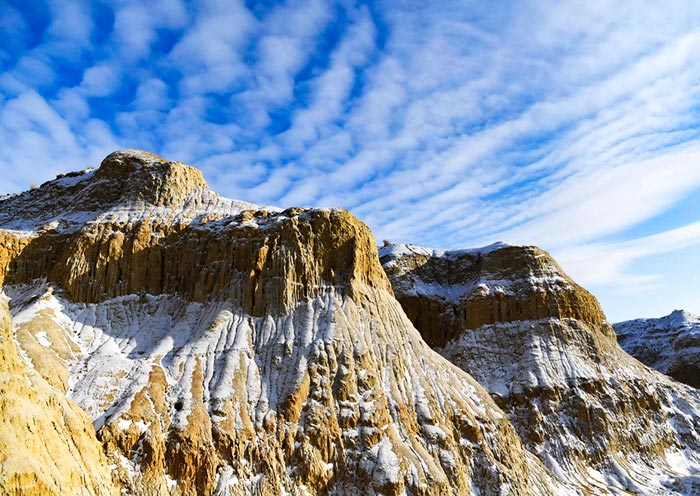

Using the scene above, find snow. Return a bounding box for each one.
[437,315,700,495]
[379,241,514,263]
[117,418,132,431]
[165,474,178,490]
[614,309,700,383]
[35,331,51,347]
[372,436,401,485]
[5,282,350,435]
[53,169,95,188]
[380,241,571,304]
[0,155,280,234]
[615,309,700,334]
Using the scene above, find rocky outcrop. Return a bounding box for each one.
[615,309,700,388]
[0,151,563,496]
[0,149,259,234]
[379,243,606,347]
[0,295,118,496]
[2,207,391,312]
[381,242,700,495]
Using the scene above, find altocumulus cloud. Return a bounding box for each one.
[0,0,699,320]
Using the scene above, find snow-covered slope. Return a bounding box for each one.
[615,310,700,388]
[381,242,700,495]
[0,151,563,496]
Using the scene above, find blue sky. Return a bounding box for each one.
[1,0,699,322]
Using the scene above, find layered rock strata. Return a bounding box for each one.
[380,243,605,348]
[0,151,562,495]
[381,242,700,495]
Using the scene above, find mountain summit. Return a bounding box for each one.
[0,149,260,233]
[380,242,700,495]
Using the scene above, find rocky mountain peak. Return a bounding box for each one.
[666,308,700,326]
[0,150,259,233]
[381,241,700,494]
[3,153,700,496]
[380,241,609,347]
[94,149,209,206]
[0,152,565,495]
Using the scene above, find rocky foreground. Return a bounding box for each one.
[0,150,698,495]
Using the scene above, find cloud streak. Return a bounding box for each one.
[0,0,698,320]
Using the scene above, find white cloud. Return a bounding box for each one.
[278,6,377,154]
[112,0,187,61]
[133,78,169,110]
[557,221,700,289]
[0,90,110,191]
[169,0,256,95]
[79,64,119,97]
[1,0,699,320]
[496,147,700,249]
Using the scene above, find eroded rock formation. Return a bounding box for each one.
[0,151,563,495]
[381,242,700,495]
[0,295,118,496]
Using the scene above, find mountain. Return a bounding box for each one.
[0,150,563,495]
[615,310,700,388]
[380,242,700,495]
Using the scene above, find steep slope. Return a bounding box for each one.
[0,294,118,496]
[615,310,700,388]
[380,243,700,495]
[0,150,563,496]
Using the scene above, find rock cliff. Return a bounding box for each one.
[380,243,606,348]
[381,242,700,495]
[0,151,563,495]
[615,309,700,388]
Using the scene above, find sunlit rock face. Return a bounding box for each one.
[0,151,563,496]
[615,309,700,389]
[381,243,700,495]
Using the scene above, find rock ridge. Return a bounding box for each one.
[380,243,608,347]
[0,295,118,496]
[1,207,392,315]
[0,149,260,233]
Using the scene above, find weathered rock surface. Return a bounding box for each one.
[380,243,606,348]
[0,151,563,495]
[381,242,700,495]
[615,309,700,388]
[0,149,259,234]
[0,295,118,496]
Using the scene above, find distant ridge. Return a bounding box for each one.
[615,309,700,388]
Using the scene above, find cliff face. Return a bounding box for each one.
[0,151,562,496]
[381,243,700,495]
[615,310,700,388]
[380,243,606,348]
